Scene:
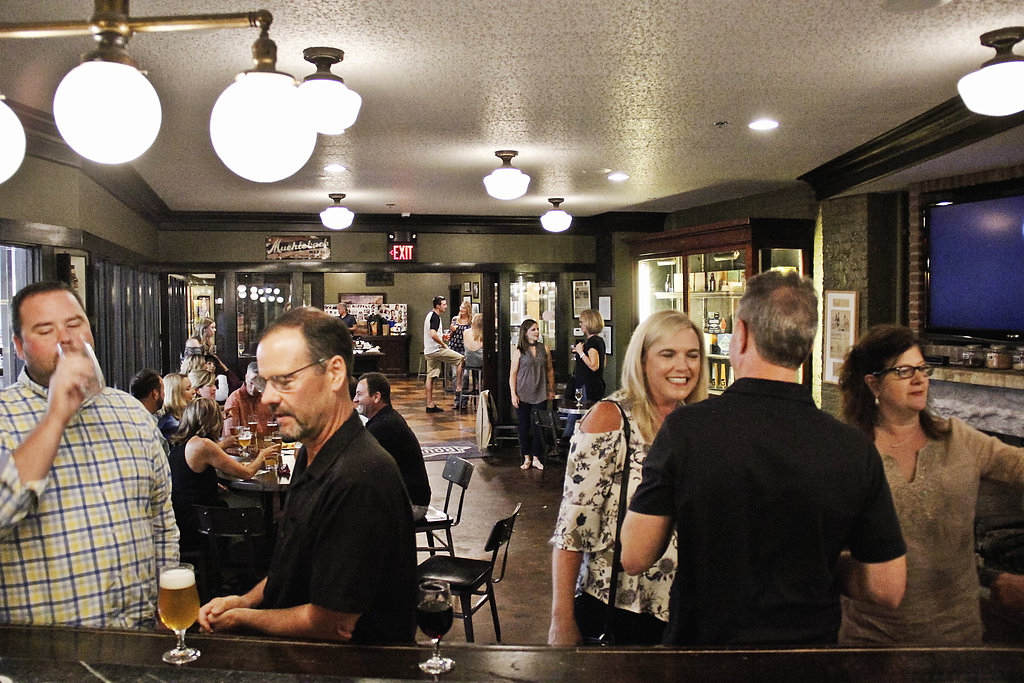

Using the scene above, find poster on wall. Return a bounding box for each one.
[824,291,858,384]
[572,279,591,317]
[266,235,331,260]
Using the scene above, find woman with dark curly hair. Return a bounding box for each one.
[838,324,1024,645]
[549,309,708,645]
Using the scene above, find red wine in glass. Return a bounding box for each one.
[417,581,454,674]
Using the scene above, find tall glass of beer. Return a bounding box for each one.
[158,563,201,665]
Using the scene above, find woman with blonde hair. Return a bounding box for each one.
[169,398,269,549]
[563,308,606,436]
[457,313,485,411]
[159,372,195,440]
[188,368,219,402]
[550,309,708,645]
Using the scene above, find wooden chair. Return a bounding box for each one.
[193,505,266,598]
[415,455,474,556]
[416,503,522,643]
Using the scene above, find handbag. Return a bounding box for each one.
[584,400,632,646]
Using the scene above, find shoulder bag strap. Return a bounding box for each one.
[598,400,633,644]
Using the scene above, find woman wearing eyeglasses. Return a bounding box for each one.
[838,324,1024,645]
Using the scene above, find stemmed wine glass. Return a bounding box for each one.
[575,387,584,409]
[158,563,201,665]
[417,580,454,675]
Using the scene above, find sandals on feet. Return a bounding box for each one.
[532,459,544,471]
[520,458,532,470]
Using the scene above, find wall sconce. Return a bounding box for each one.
[0,97,26,184]
[298,47,362,135]
[320,193,355,230]
[0,2,319,183]
[958,27,1024,117]
[483,150,531,200]
[540,198,572,233]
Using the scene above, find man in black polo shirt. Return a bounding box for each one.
[198,308,416,644]
[622,270,907,646]
[354,372,432,521]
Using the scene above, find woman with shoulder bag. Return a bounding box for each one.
[549,310,709,645]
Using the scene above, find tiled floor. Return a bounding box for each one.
[390,376,564,646]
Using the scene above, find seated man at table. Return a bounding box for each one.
[223,362,274,436]
[199,307,416,644]
[353,372,431,520]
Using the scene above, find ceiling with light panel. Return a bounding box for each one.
[0,0,1022,222]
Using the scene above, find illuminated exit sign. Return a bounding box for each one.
[387,232,417,262]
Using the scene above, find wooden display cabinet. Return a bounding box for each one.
[630,218,814,393]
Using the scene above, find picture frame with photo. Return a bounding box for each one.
[471,282,480,300]
[598,295,611,321]
[572,279,591,318]
[824,291,858,384]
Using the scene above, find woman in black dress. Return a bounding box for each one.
[168,398,270,550]
[564,309,606,436]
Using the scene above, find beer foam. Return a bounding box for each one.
[160,567,196,590]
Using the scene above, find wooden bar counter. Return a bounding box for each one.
[2,625,1024,681]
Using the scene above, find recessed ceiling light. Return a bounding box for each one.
[934,201,953,206]
[607,171,629,182]
[324,163,347,173]
[748,118,779,131]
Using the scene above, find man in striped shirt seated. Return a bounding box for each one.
[0,281,178,628]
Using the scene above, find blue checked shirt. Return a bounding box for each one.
[0,369,179,628]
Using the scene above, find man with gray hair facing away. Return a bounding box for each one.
[622,270,907,646]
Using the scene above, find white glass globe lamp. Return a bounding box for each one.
[958,27,1024,117]
[53,60,161,164]
[210,71,317,183]
[484,150,531,200]
[0,97,26,184]
[540,198,573,233]
[320,193,355,230]
[298,47,361,135]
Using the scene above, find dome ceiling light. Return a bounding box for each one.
[540,198,573,233]
[0,96,26,184]
[210,14,317,183]
[0,2,323,184]
[320,193,355,230]
[483,150,531,200]
[298,47,362,135]
[958,27,1024,117]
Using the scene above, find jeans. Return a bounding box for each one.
[515,400,545,461]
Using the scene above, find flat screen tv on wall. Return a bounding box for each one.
[925,180,1024,343]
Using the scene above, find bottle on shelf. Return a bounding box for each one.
[664,273,672,292]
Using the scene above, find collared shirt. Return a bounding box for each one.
[223,385,274,435]
[262,411,417,644]
[0,369,179,629]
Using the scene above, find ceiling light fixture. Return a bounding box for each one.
[483,150,531,200]
[320,193,355,230]
[748,118,780,130]
[607,171,630,182]
[324,163,347,173]
[540,198,573,233]
[0,2,301,173]
[0,96,26,184]
[210,15,317,183]
[298,47,362,135]
[958,27,1024,117]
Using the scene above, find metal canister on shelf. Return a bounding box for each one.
[986,344,1012,370]
[962,344,985,368]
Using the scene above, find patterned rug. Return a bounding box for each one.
[420,440,496,462]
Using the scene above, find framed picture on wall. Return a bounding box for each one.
[600,325,612,354]
[572,279,591,317]
[824,291,858,384]
[339,293,385,305]
[598,295,611,321]
[471,282,480,300]
[464,282,471,292]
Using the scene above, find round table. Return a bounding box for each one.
[219,451,296,535]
